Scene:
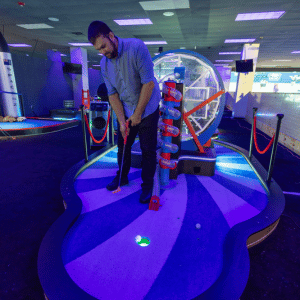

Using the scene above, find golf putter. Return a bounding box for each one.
[113,121,129,194]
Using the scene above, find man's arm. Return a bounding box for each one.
[108,93,126,126]
[129,80,155,126]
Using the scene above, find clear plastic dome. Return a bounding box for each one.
[153,51,223,142]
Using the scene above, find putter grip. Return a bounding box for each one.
[124,121,129,145]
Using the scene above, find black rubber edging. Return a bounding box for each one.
[0,120,80,137]
[193,140,285,300]
[37,144,117,300]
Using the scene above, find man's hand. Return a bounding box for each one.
[128,112,142,127]
[120,121,130,140]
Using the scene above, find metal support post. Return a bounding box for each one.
[109,107,114,146]
[249,107,258,160]
[266,114,284,184]
[80,105,89,163]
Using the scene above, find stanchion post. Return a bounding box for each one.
[80,105,89,163]
[266,113,284,184]
[249,107,258,160]
[109,108,114,146]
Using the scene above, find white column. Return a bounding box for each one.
[70,47,89,108]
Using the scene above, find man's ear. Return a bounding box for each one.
[108,31,115,40]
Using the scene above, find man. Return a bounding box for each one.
[88,21,161,204]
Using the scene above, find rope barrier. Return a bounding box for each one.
[253,116,275,154]
[84,109,111,144]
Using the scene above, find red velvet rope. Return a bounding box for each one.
[253,116,275,154]
[84,109,111,144]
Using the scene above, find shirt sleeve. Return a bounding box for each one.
[100,60,117,96]
[135,40,155,85]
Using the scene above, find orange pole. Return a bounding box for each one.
[183,115,205,153]
[185,90,225,117]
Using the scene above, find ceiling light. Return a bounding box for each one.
[163,12,174,16]
[180,47,186,49]
[144,41,167,45]
[154,52,160,55]
[8,44,32,47]
[48,17,59,22]
[140,0,189,11]
[216,60,233,62]
[60,54,67,56]
[98,53,103,56]
[214,64,229,66]
[219,52,241,55]
[68,43,93,46]
[235,11,285,21]
[225,39,256,43]
[291,51,300,54]
[17,23,54,29]
[114,19,152,25]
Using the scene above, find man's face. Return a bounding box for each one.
[94,33,118,59]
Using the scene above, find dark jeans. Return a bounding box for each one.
[117,106,159,190]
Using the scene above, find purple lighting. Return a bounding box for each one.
[236,11,285,21]
[291,51,300,54]
[114,19,152,25]
[8,44,32,47]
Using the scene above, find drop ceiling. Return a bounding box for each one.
[1,0,300,69]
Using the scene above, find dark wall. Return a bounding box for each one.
[10,53,104,117]
[12,53,74,117]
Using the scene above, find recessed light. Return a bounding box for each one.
[219,52,241,55]
[235,11,285,21]
[144,41,167,45]
[114,19,152,25]
[48,17,59,22]
[8,43,32,47]
[17,23,54,29]
[225,39,256,43]
[163,12,174,17]
[68,42,93,46]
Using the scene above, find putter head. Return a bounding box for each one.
[112,186,121,194]
[149,195,161,211]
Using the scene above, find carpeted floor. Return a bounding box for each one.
[0,111,299,300]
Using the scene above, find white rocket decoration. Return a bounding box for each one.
[0,31,22,118]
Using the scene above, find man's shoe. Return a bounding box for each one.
[139,188,153,204]
[106,176,129,191]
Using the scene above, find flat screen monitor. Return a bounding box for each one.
[236,59,253,73]
[63,62,82,74]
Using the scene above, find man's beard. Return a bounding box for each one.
[107,37,118,59]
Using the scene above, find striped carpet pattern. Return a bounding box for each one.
[61,144,268,300]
